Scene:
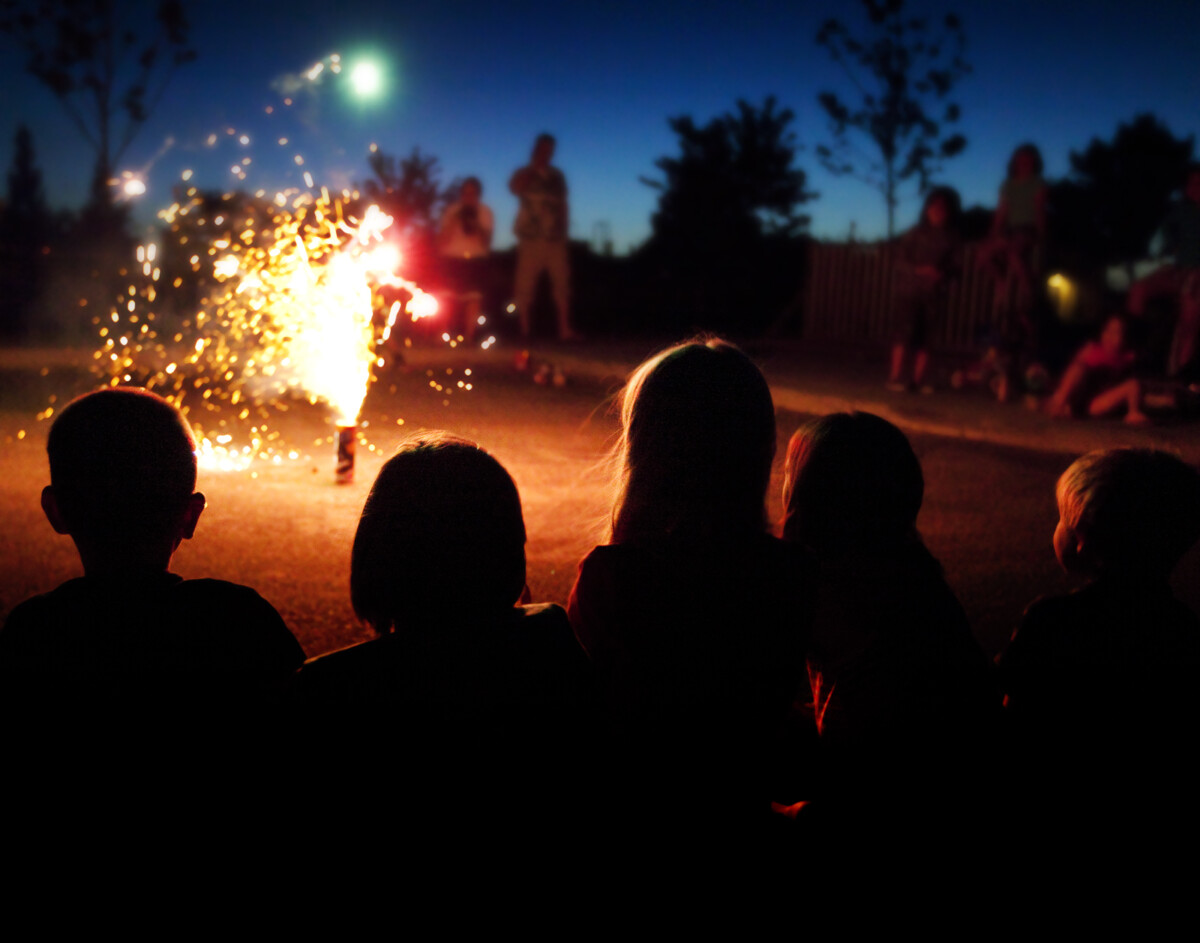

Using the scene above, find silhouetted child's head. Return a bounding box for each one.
[1008,143,1044,179]
[1054,449,1200,579]
[921,186,962,230]
[42,387,204,574]
[781,412,924,554]
[350,433,527,633]
[610,337,776,542]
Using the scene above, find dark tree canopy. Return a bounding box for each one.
[1057,114,1195,269]
[639,97,815,333]
[815,0,970,237]
[0,0,196,212]
[1,125,61,337]
[359,146,460,283]
[644,96,816,250]
[362,146,456,239]
[5,124,49,237]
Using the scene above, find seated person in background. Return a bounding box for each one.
[299,433,597,834]
[999,449,1200,814]
[437,176,494,345]
[0,387,305,742]
[779,412,1002,835]
[1045,313,1149,424]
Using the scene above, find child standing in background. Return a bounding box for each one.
[999,449,1200,816]
[888,186,962,393]
[979,144,1049,401]
[981,143,1048,306]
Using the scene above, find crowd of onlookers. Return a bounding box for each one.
[3,335,1198,866]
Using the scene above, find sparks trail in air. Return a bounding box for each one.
[35,52,490,471]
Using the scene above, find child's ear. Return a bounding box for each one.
[40,486,71,535]
[1063,527,1099,576]
[1073,532,1098,571]
[180,492,206,540]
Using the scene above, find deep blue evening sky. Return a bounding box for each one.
[2,0,1198,251]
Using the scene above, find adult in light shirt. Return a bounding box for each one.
[509,134,578,340]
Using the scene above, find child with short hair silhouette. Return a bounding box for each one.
[302,431,590,706]
[0,387,304,736]
[298,433,596,839]
[1000,449,1200,811]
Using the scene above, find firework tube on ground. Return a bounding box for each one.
[336,425,356,483]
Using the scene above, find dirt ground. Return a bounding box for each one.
[2,350,1197,660]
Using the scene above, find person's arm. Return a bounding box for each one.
[509,166,532,196]
[436,205,456,250]
[481,205,494,249]
[1046,352,1088,418]
[566,555,601,660]
[559,170,569,238]
[897,228,937,281]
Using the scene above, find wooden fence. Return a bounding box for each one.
[802,241,1026,353]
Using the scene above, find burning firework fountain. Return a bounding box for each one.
[96,186,439,479]
[42,51,483,478]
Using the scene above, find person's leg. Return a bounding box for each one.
[911,296,934,391]
[1088,378,1148,424]
[545,241,575,339]
[890,292,921,389]
[889,342,907,387]
[1168,274,1200,376]
[976,234,1005,279]
[513,243,542,337]
[913,349,931,389]
[982,234,1016,315]
[463,294,481,344]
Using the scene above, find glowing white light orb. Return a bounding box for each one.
[123,178,147,197]
[349,61,383,98]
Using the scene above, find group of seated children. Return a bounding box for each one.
[3,339,1198,850]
